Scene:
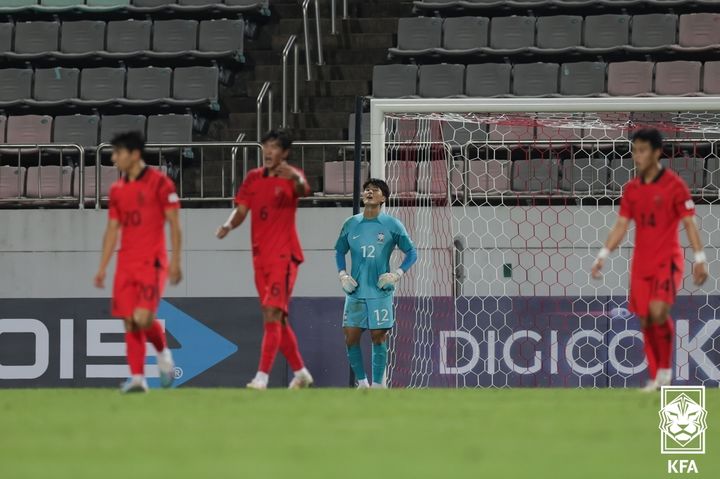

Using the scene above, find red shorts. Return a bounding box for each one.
[253,259,299,314]
[112,259,167,318]
[629,259,683,318]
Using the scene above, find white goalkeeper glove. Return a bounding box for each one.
[338,270,358,294]
[377,269,404,290]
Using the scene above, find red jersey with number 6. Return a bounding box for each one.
[619,167,695,278]
[234,167,310,263]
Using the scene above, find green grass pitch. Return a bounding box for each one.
[1,388,717,479]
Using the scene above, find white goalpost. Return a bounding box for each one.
[370,96,720,388]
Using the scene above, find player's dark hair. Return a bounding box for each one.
[363,178,391,200]
[631,128,663,151]
[261,129,293,151]
[111,131,145,156]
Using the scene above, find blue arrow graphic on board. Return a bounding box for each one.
[147,300,238,388]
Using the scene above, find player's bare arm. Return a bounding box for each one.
[275,162,309,197]
[216,204,249,239]
[165,208,183,285]
[591,216,630,279]
[94,218,120,288]
[682,216,709,286]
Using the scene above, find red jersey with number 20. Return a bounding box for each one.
[234,166,309,263]
[619,168,695,277]
[109,167,180,266]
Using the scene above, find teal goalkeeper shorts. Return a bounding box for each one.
[343,295,395,330]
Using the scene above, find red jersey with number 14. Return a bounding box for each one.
[234,166,309,263]
[109,167,180,266]
[619,167,695,277]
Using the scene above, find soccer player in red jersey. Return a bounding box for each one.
[94,132,183,393]
[592,128,708,391]
[216,129,313,389]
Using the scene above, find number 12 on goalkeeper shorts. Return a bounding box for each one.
[369,301,393,329]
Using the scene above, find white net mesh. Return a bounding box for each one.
[382,110,720,388]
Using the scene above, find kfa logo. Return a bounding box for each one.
[376,232,384,244]
[659,386,706,474]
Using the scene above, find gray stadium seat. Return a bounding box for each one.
[441,120,487,148]
[511,158,558,193]
[80,67,125,103]
[535,16,582,51]
[125,67,172,101]
[172,66,219,102]
[100,115,147,144]
[630,14,677,50]
[75,166,119,200]
[654,61,701,95]
[465,63,511,97]
[33,68,80,103]
[147,114,192,144]
[0,69,32,105]
[5,115,53,146]
[372,65,418,98]
[607,62,653,96]
[512,63,558,96]
[560,62,606,96]
[106,20,151,53]
[14,21,59,55]
[25,166,73,198]
[198,19,244,54]
[418,64,464,98]
[678,13,720,49]
[348,113,370,142]
[61,21,105,55]
[440,17,488,53]
[489,16,534,52]
[323,161,369,195]
[661,156,705,193]
[53,115,100,148]
[560,156,608,194]
[0,115,5,143]
[582,15,629,51]
[0,166,26,199]
[609,157,634,191]
[706,155,720,192]
[153,20,198,53]
[390,17,442,56]
[0,23,12,53]
[703,62,720,95]
[133,0,176,6]
[86,0,130,6]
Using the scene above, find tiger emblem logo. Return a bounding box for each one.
[659,392,707,447]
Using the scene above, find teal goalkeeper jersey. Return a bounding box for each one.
[334,213,417,299]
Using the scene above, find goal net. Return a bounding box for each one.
[373,97,720,388]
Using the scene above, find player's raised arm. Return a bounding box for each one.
[591,216,630,279]
[682,216,709,286]
[94,217,120,289]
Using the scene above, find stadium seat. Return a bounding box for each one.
[0,23,12,52]
[133,0,176,6]
[153,19,198,53]
[706,155,720,191]
[654,61,701,96]
[33,67,80,104]
[417,160,448,196]
[100,114,147,144]
[146,114,192,144]
[0,0,37,8]
[25,166,73,198]
[5,115,52,145]
[106,20,152,53]
[441,120,487,148]
[560,62,606,96]
[0,115,5,143]
[511,158,559,193]
[512,63,558,97]
[372,65,418,98]
[86,0,130,7]
[465,63,511,97]
[629,14,677,50]
[198,19,244,54]
[703,62,720,94]
[439,17,488,54]
[418,64,464,98]
[535,16,581,52]
[661,155,705,193]
[323,161,368,195]
[53,115,100,148]
[41,0,79,6]
[61,21,106,55]
[0,166,26,199]
[609,157,634,191]
[460,158,511,195]
[607,62,653,96]
[125,67,172,101]
[560,156,608,194]
[172,66,219,102]
[347,112,370,142]
[14,21,59,55]
[0,69,32,106]
[75,165,119,200]
[582,15,629,51]
[80,67,125,103]
[389,17,442,57]
[386,160,417,197]
[489,16,534,52]
[678,13,720,49]
[488,118,534,145]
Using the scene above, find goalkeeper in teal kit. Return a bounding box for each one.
[334,178,418,388]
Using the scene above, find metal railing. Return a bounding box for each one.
[282,35,300,128]
[302,0,323,81]
[331,0,349,35]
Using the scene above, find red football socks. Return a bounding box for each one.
[144,319,167,353]
[279,322,304,372]
[654,318,675,370]
[258,321,282,373]
[125,330,146,375]
[642,326,658,379]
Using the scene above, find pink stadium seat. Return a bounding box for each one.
[607,62,653,96]
[0,166,26,198]
[417,160,448,196]
[25,166,73,198]
[703,62,720,94]
[488,119,534,145]
[450,159,511,196]
[5,115,53,144]
[654,61,701,95]
[678,13,720,48]
[74,165,120,199]
[0,115,6,143]
[386,160,417,198]
[323,161,369,195]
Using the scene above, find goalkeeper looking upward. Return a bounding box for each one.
[334,178,418,388]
